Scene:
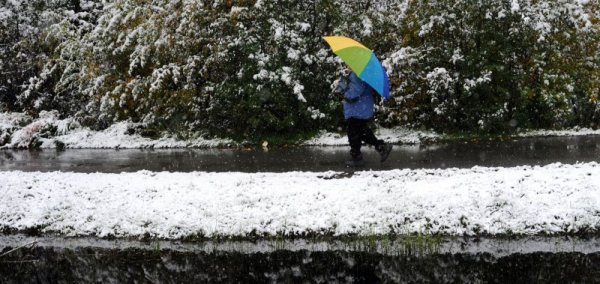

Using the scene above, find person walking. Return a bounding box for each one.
[339,70,392,167]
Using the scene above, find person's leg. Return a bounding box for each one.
[359,119,393,163]
[346,118,363,160]
[358,119,383,148]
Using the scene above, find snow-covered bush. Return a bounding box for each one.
[14,0,338,139]
[1,0,103,113]
[0,112,30,146]
[2,0,599,140]
[1,110,66,148]
[384,0,600,132]
[209,0,343,139]
[517,0,600,129]
[17,0,353,140]
[0,0,48,111]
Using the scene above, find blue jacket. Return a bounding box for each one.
[343,72,375,120]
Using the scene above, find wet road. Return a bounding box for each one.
[0,136,600,173]
[1,136,600,172]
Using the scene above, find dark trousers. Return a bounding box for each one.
[346,118,383,158]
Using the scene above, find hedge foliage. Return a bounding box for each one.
[1,0,599,140]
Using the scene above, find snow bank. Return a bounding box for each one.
[517,128,600,138]
[1,163,599,239]
[303,127,440,146]
[0,111,233,149]
[2,111,442,148]
[0,112,29,132]
[303,127,600,146]
[46,122,233,149]
[2,111,600,149]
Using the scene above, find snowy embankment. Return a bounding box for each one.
[0,111,232,149]
[1,163,599,239]
[303,128,440,146]
[0,111,439,148]
[4,111,600,149]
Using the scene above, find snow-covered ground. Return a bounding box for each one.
[3,111,600,149]
[517,128,600,138]
[45,122,233,149]
[0,111,233,149]
[303,128,440,146]
[1,163,598,239]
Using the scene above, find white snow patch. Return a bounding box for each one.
[0,112,30,132]
[361,15,373,36]
[518,128,600,138]
[229,6,247,16]
[304,127,440,146]
[0,111,232,149]
[47,121,232,149]
[3,111,62,148]
[510,0,520,13]
[0,7,14,21]
[0,163,599,239]
[3,112,600,149]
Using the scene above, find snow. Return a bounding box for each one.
[229,6,248,16]
[3,111,600,149]
[510,0,521,13]
[0,163,598,239]
[2,111,440,148]
[302,126,600,147]
[0,112,29,132]
[45,122,233,149]
[3,111,59,148]
[361,15,373,36]
[0,111,232,149]
[304,127,440,146]
[518,128,600,138]
[0,7,14,21]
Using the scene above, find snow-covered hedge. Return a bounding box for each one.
[1,0,599,140]
[384,0,600,132]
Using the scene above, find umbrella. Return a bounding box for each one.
[323,36,390,99]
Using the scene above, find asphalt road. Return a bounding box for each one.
[2,136,600,173]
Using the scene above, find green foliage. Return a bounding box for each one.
[517,1,600,129]
[14,0,347,139]
[3,0,600,140]
[209,0,341,139]
[385,0,600,133]
[0,0,48,112]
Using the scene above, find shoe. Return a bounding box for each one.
[345,154,365,167]
[377,143,393,163]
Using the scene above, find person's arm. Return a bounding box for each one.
[344,73,365,104]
